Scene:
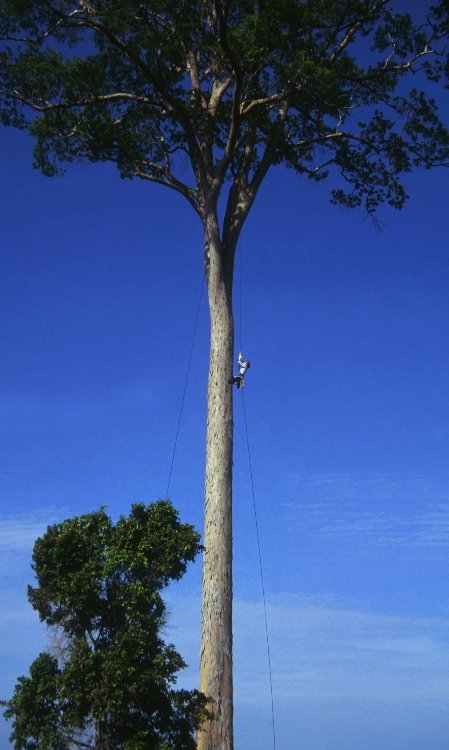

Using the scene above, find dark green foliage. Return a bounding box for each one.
[2,501,208,750]
[1,1,449,218]
[2,654,68,750]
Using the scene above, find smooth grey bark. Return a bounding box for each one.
[198,217,236,750]
[197,169,262,750]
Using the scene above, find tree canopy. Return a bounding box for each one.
[3,3,449,748]
[2,501,208,750]
[1,0,449,229]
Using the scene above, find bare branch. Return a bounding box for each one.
[328,0,390,62]
[0,88,154,112]
[133,160,200,214]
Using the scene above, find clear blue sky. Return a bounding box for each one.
[2,77,449,748]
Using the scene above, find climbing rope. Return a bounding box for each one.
[237,243,244,354]
[236,243,276,747]
[165,275,205,499]
[241,390,277,750]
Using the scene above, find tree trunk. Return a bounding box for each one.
[198,222,235,750]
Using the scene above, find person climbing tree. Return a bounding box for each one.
[2,4,449,749]
[229,352,251,389]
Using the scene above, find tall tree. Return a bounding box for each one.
[2,501,208,750]
[1,2,449,747]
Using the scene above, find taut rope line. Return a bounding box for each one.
[241,390,277,750]
[165,276,205,499]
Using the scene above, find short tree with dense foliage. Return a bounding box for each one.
[2,3,449,748]
[2,501,208,750]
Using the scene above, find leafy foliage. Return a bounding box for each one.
[1,1,449,224]
[2,5,449,747]
[2,501,208,750]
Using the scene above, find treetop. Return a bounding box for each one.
[3,500,207,749]
[1,0,449,223]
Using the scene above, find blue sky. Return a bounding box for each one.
[2,81,449,749]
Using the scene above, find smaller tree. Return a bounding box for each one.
[2,501,209,750]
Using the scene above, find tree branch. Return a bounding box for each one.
[133,160,201,213]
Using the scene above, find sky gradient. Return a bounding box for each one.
[2,70,449,749]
